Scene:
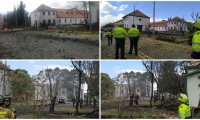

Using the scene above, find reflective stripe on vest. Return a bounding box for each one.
[0,112,7,118]
[192,31,200,51]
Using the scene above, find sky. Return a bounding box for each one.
[0,0,88,15]
[101,1,200,25]
[3,60,74,77]
[101,60,146,79]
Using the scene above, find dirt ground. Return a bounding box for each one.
[15,102,98,119]
[0,30,99,59]
[101,34,191,59]
[101,98,178,119]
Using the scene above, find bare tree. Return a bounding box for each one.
[191,9,199,21]
[142,61,155,107]
[71,61,83,115]
[46,68,60,112]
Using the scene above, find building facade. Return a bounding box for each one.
[149,16,188,32]
[0,14,3,29]
[31,4,90,27]
[123,10,150,31]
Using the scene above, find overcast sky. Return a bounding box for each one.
[101,1,199,26]
[0,0,89,15]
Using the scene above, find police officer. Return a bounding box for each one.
[0,95,15,119]
[111,29,113,45]
[113,23,128,59]
[177,94,192,119]
[107,30,112,45]
[128,24,140,56]
[191,19,200,59]
[3,95,16,118]
[101,29,103,40]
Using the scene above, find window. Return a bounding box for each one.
[53,19,55,25]
[53,12,55,15]
[75,19,76,22]
[43,12,45,15]
[48,20,50,24]
[65,19,66,23]
[139,18,141,21]
[62,91,65,95]
[70,19,72,23]
[43,20,46,24]
[59,19,61,23]
[174,22,176,24]
[48,12,50,15]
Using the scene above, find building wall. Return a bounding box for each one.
[167,21,188,32]
[149,26,167,32]
[123,16,150,31]
[58,18,85,25]
[31,11,57,26]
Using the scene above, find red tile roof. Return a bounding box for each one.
[56,9,89,18]
[123,10,150,18]
[169,16,185,22]
[149,20,167,27]
[31,4,56,13]
[113,19,123,25]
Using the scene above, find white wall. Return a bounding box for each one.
[31,11,57,26]
[58,18,85,25]
[123,16,150,31]
[150,26,167,31]
[167,21,188,32]
[187,74,200,107]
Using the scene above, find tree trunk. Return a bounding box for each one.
[49,99,55,112]
[150,63,153,108]
[129,95,133,106]
[89,94,92,106]
[75,62,82,115]
[86,86,89,106]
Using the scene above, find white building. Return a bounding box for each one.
[0,62,11,96]
[34,81,50,100]
[0,14,3,29]
[31,4,90,27]
[149,16,188,32]
[123,10,150,31]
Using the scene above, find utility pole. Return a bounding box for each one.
[153,1,155,37]
[14,5,17,27]
[133,3,137,26]
[2,61,7,95]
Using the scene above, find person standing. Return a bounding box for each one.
[0,95,15,119]
[72,97,76,108]
[128,24,140,56]
[3,95,16,118]
[101,29,103,40]
[177,94,192,119]
[111,29,113,45]
[191,19,200,59]
[107,30,112,45]
[113,23,128,59]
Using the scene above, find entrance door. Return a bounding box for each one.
[137,25,143,32]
